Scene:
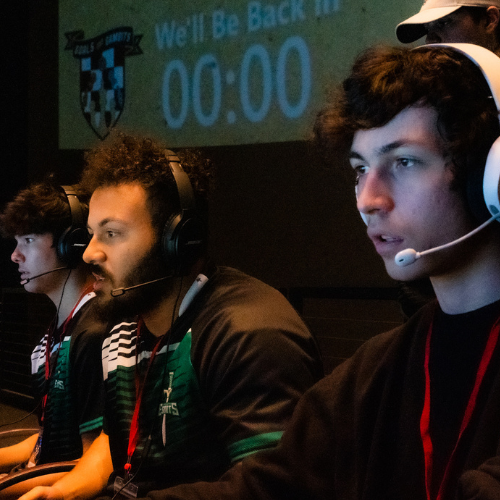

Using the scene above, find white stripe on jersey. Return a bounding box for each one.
[102,321,181,380]
[31,336,71,375]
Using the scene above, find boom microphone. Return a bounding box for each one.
[395,213,500,266]
[20,267,70,285]
[110,275,173,297]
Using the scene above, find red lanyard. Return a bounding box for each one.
[420,315,500,500]
[124,318,167,476]
[41,285,94,422]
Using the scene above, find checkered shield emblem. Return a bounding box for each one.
[65,27,142,140]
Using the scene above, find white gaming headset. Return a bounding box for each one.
[356,43,500,227]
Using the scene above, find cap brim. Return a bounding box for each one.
[396,6,462,43]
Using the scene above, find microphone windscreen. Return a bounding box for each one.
[395,248,418,267]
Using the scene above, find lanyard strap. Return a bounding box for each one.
[42,285,94,422]
[125,319,168,476]
[420,315,500,500]
[123,273,209,476]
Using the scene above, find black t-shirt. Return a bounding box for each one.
[430,300,500,496]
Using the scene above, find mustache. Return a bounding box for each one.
[90,264,112,282]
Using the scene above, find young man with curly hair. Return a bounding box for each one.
[212,43,500,500]
[19,135,323,500]
[0,182,110,494]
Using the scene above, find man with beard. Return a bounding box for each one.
[0,182,109,495]
[19,134,323,500]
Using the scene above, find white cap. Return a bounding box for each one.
[396,0,500,43]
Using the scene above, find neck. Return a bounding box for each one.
[47,269,94,328]
[431,230,500,314]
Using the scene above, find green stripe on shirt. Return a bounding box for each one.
[228,431,284,462]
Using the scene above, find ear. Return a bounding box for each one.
[485,6,500,34]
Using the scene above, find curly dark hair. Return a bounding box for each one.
[80,134,213,235]
[314,45,500,220]
[0,182,85,243]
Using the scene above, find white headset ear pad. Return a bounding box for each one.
[484,135,500,217]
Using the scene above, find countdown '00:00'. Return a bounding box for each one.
[162,35,311,128]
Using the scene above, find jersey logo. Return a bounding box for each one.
[54,379,65,390]
[158,371,180,417]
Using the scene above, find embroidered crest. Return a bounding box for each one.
[54,379,65,390]
[159,371,180,417]
[64,27,142,140]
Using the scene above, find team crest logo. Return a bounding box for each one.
[64,27,143,140]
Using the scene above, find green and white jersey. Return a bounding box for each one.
[102,267,323,492]
[31,295,109,464]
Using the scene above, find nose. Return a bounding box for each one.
[11,246,24,264]
[356,171,394,220]
[82,236,105,264]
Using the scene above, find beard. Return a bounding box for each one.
[91,244,178,324]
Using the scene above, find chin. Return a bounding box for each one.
[385,259,427,283]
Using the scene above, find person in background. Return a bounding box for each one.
[396,0,500,53]
[0,182,109,495]
[18,135,323,500]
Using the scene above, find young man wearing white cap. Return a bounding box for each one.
[396,0,500,53]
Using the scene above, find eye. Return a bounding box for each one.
[24,237,35,244]
[396,157,417,168]
[352,165,369,185]
[106,230,121,239]
[437,17,452,28]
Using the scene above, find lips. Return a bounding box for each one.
[380,235,403,243]
[368,230,404,256]
[92,271,107,292]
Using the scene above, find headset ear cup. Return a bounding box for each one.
[162,213,205,276]
[467,160,494,224]
[466,135,500,224]
[57,186,90,267]
[57,226,72,264]
[483,135,500,218]
[57,226,90,267]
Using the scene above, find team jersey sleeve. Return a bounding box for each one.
[189,272,324,464]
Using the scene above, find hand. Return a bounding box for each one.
[18,485,64,500]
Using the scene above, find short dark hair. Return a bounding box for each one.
[314,45,500,204]
[0,182,79,243]
[80,133,213,238]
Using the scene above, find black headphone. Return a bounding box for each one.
[56,185,90,267]
[162,151,206,276]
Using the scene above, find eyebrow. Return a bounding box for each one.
[349,140,412,161]
[87,217,124,230]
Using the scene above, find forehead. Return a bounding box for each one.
[88,183,152,228]
[351,106,443,156]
